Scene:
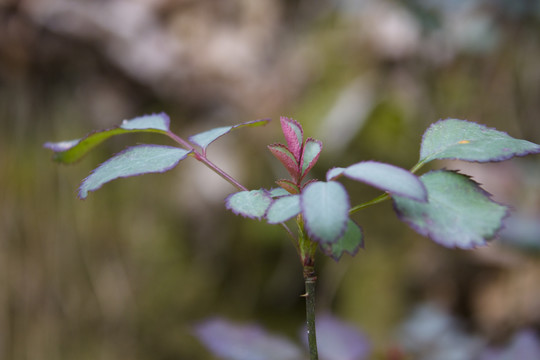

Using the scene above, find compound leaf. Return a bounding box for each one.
[393,170,509,249]
[301,181,350,244]
[420,119,540,165]
[79,145,191,199]
[189,118,270,151]
[225,189,272,220]
[322,220,364,261]
[340,161,427,202]
[44,113,171,164]
[266,195,301,224]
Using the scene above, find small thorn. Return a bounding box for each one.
[300,293,308,297]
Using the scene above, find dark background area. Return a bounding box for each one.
[1,0,540,359]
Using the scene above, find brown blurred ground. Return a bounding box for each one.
[1,0,540,359]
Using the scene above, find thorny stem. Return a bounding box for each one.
[304,266,318,360]
[297,215,319,359]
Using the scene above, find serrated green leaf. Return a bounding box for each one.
[79,145,191,199]
[420,119,540,165]
[189,118,270,151]
[44,113,171,164]
[322,220,364,261]
[393,170,509,249]
[225,189,272,220]
[341,161,427,202]
[266,195,301,224]
[301,181,350,244]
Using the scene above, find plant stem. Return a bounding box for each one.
[349,193,390,214]
[304,266,318,360]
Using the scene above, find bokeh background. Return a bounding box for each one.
[2,0,540,359]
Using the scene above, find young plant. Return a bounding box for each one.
[45,113,540,360]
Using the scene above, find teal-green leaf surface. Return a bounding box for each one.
[79,145,191,199]
[339,161,427,202]
[266,195,301,224]
[300,138,322,180]
[420,119,540,164]
[393,170,509,249]
[301,181,350,244]
[44,113,172,164]
[322,220,364,261]
[225,189,272,220]
[188,119,270,151]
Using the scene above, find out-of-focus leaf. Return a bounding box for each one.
[338,161,427,202]
[301,313,371,360]
[398,303,484,360]
[301,181,350,244]
[419,119,540,165]
[44,113,171,164]
[300,138,322,180]
[498,214,540,253]
[225,189,272,220]
[280,117,303,161]
[321,220,364,261]
[480,330,540,360]
[268,144,300,180]
[79,145,191,199]
[189,118,270,151]
[266,195,301,224]
[194,318,303,360]
[393,170,508,248]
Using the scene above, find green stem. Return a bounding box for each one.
[304,266,318,360]
[409,160,425,174]
[349,193,390,214]
[348,161,427,214]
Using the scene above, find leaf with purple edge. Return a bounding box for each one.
[44,113,171,164]
[268,144,300,180]
[342,161,427,202]
[266,195,301,224]
[326,167,345,181]
[225,189,272,220]
[194,317,303,360]
[188,118,270,151]
[419,119,540,165]
[301,181,350,244]
[275,179,300,194]
[322,220,364,261]
[280,117,304,161]
[393,170,509,249]
[300,138,322,180]
[79,145,191,199]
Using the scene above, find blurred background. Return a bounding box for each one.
[1,0,540,359]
